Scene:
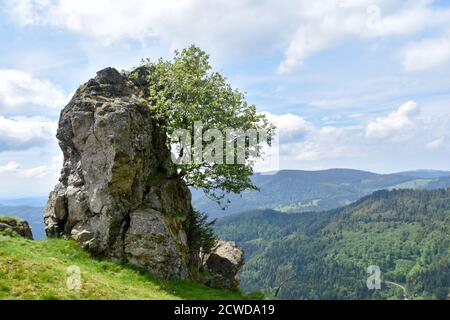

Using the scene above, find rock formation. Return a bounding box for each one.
[0,216,33,239]
[44,67,244,288]
[45,67,193,279]
[202,241,244,291]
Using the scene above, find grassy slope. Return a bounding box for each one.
[0,233,253,300]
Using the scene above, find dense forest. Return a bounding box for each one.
[215,189,450,300]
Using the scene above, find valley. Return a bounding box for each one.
[215,189,450,300]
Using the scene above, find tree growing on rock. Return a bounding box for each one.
[131,45,275,207]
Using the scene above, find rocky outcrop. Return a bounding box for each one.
[45,67,193,279]
[202,241,244,291]
[45,66,245,289]
[0,216,33,239]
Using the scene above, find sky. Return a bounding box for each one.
[0,0,450,198]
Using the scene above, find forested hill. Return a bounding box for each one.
[193,169,450,219]
[215,188,450,300]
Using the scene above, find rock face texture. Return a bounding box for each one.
[0,216,33,240]
[45,68,193,279]
[202,241,244,291]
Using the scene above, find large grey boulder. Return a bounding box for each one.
[202,241,244,291]
[45,67,192,279]
[0,216,33,240]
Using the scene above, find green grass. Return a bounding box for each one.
[0,233,258,300]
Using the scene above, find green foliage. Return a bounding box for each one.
[215,189,450,300]
[187,210,218,257]
[0,233,259,300]
[135,45,275,205]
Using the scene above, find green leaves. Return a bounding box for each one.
[136,45,274,207]
[187,210,218,257]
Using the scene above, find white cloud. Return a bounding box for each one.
[277,1,450,73]
[0,116,57,151]
[365,2,449,37]
[5,0,294,59]
[261,112,314,138]
[0,156,61,180]
[255,112,316,173]
[403,36,450,71]
[286,141,357,162]
[0,162,61,182]
[426,137,445,150]
[277,25,338,74]
[254,112,365,171]
[286,124,363,162]
[8,1,450,73]
[0,149,63,197]
[19,165,51,179]
[260,111,365,163]
[0,162,20,174]
[263,102,450,171]
[267,102,449,171]
[366,101,419,142]
[0,69,67,109]
[277,1,367,73]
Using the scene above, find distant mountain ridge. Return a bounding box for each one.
[193,168,450,218]
[2,169,450,240]
[397,169,450,179]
